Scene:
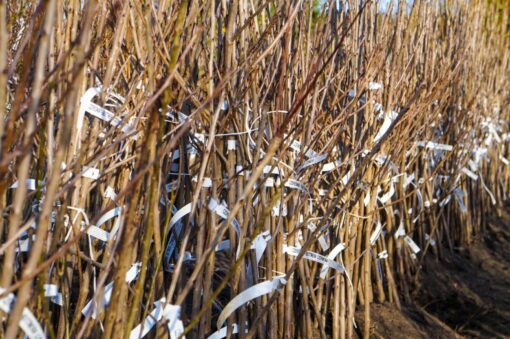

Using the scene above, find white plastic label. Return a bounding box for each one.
[404,235,420,254]
[216,276,286,329]
[82,263,141,318]
[461,167,478,181]
[0,287,46,339]
[208,199,241,236]
[298,154,328,172]
[319,243,345,279]
[283,245,344,273]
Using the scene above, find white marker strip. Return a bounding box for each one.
[404,235,421,254]
[216,239,230,252]
[377,184,395,204]
[82,263,141,318]
[82,166,100,180]
[44,284,63,306]
[425,233,436,246]
[370,222,383,245]
[192,176,212,188]
[417,141,453,152]
[208,199,241,236]
[129,298,183,339]
[468,159,478,172]
[403,173,415,189]
[284,179,309,194]
[86,207,122,242]
[500,155,510,165]
[207,324,240,339]
[321,160,342,173]
[283,245,344,273]
[453,188,467,213]
[298,153,328,172]
[216,276,286,330]
[363,191,371,206]
[104,186,117,201]
[374,111,398,143]
[0,287,46,339]
[394,222,406,238]
[250,231,272,264]
[227,140,237,151]
[319,243,345,279]
[307,222,329,251]
[368,81,383,90]
[377,250,389,259]
[164,204,192,271]
[9,179,44,191]
[169,204,192,229]
[461,167,478,181]
[271,200,287,217]
[265,177,275,187]
[288,138,318,158]
[262,166,282,176]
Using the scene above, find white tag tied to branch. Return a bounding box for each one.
[404,235,421,254]
[377,250,389,259]
[271,199,288,217]
[297,153,328,172]
[104,186,117,201]
[321,159,342,173]
[76,88,134,148]
[82,262,141,318]
[439,195,451,208]
[207,199,241,236]
[216,276,286,330]
[283,245,344,274]
[192,176,212,188]
[263,165,283,176]
[227,140,237,152]
[44,284,63,306]
[461,167,478,181]
[453,188,467,213]
[370,221,383,245]
[319,242,345,279]
[287,137,318,159]
[368,81,383,90]
[341,165,355,186]
[394,217,406,238]
[403,173,415,190]
[0,287,46,339]
[377,183,395,204]
[499,154,510,165]
[417,141,454,152]
[284,179,309,194]
[265,177,275,187]
[363,191,371,206]
[306,220,329,251]
[9,179,43,191]
[164,204,192,271]
[374,110,398,143]
[468,159,478,172]
[129,298,184,339]
[425,233,436,246]
[250,231,272,264]
[86,207,122,242]
[208,324,242,339]
[82,166,100,180]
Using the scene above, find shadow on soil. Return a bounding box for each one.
[357,205,510,338]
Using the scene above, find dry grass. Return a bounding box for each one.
[0,0,509,338]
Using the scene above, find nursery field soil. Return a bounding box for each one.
[357,204,510,338]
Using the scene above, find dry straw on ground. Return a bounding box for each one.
[0,0,509,338]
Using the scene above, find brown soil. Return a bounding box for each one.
[358,205,510,338]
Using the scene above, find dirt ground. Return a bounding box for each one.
[357,205,510,338]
